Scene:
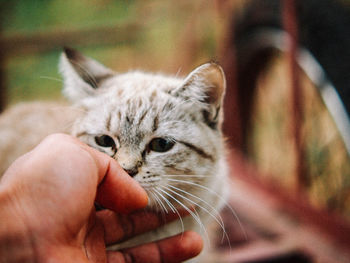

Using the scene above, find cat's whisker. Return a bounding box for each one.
[149,189,165,212]
[39,76,63,83]
[153,187,185,235]
[157,187,211,245]
[148,189,168,222]
[165,183,230,246]
[163,184,224,227]
[153,188,186,236]
[162,184,230,248]
[166,178,248,241]
[148,191,160,210]
[157,187,201,226]
[144,182,186,235]
[149,188,169,214]
[153,188,175,214]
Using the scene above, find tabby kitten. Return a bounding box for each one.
[0,48,229,258]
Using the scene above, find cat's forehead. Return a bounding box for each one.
[81,71,194,138]
[95,71,190,119]
[104,71,183,97]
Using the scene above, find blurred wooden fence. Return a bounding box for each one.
[0,24,142,56]
[0,23,144,112]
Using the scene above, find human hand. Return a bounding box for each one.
[0,134,202,262]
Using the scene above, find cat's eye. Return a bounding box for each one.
[149,138,175,152]
[95,135,116,149]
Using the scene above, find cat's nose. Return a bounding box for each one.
[125,167,138,177]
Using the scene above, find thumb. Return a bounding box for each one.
[96,159,148,214]
[82,142,148,214]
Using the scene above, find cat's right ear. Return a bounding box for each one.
[59,47,115,102]
[173,62,226,129]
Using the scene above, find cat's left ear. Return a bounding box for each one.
[175,62,226,129]
[59,47,115,102]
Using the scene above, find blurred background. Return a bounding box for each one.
[0,0,237,104]
[1,0,350,262]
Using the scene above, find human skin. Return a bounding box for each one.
[0,134,203,263]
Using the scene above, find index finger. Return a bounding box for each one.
[97,208,190,245]
[107,231,203,263]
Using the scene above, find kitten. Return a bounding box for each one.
[0,48,229,259]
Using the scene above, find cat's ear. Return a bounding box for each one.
[175,62,226,129]
[59,47,115,101]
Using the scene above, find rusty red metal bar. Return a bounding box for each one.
[283,0,308,192]
[227,151,350,258]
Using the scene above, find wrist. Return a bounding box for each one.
[0,185,36,262]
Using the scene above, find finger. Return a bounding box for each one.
[107,231,203,263]
[97,209,189,245]
[49,134,148,214]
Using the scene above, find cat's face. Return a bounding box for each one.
[60,48,227,210]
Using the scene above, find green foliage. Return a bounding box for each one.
[6,52,62,103]
[2,0,136,34]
